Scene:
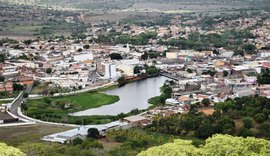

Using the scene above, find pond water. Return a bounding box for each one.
[71,76,169,116]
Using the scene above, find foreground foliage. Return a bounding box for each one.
[147,96,270,139]
[0,143,25,156]
[106,129,204,156]
[138,134,270,156]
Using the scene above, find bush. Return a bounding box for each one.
[243,117,253,129]
[72,137,83,146]
[254,113,266,123]
[115,136,127,142]
[87,128,99,139]
[195,123,215,139]
[129,139,149,149]
[238,127,254,138]
[201,98,211,107]
[23,93,29,98]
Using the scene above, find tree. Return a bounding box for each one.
[243,117,253,129]
[83,44,90,49]
[234,50,244,56]
[243,44,256,54]
[0,76,5,82]
[201,98,211,107]
[223,70,228,77]
[77,48,83,52]
[0,143,25,156]
[23,93,29,98]
[138,134,270,156]
[186,68,193,73]
[13,83,24,91]
[141,52,149,60]
[146,66,160,75]
[109,53,123,60]
[238,127,254,138]
[87,128,99,139]
[208,70,216,77]
[215,117,235,134]
[195,122,215,139]
[46,68,52,74]
[23,39,33,45]
[254,113,266,123]
[149,52,159,59]
[257,69,270,84]
[117,76,126,87]
[0,54,5,63]
[134,66,143,74]
[213,49,219,55]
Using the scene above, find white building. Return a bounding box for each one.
[42,121,129,143]
[97,63,117,79]
[73,52,93,63]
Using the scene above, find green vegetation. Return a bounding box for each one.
[18,141,97,156]
[109,53,123,60]
[0,38,18,46]
[257,69,270,84]
[138,134,270,156]
[0,143,25,156]
[95,32,157,45]
[134,65,160,75]
[159,30,255,50]
[22,91,119,124]
[0,54,5,63]
[106,128,200,156]
[148,83,172,105]
[13,83,24,92]
[0,91,19,99]
[117,76,126,87]
[147,96,270,139]
[87,128,100,139]
[30,82,72,95]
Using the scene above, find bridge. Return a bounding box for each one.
[159,71,180,81]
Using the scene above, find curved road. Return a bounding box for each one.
[9,84,32,120]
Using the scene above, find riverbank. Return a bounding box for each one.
[119,74,159,86]
[22,91,120,125]
[23,76,169,124]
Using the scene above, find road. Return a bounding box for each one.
[9,84,32,120]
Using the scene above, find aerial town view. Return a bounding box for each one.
[0,0,270,155]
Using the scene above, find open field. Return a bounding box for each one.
[52,92,119,110]
[0,0,261,12]
[0,124,71,146]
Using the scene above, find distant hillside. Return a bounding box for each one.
[1,0,269,12]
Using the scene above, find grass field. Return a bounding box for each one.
[23,91,120,124]
[52,91,119,110]
[8,25,41,33]
[0,124,70,146]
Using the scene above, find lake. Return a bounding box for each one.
[71,76,169,116]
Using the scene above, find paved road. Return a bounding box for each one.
[9,84,32,120]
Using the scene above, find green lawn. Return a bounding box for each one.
[8,25,41,33]
[23,91,119,124]
[52,91,119,110]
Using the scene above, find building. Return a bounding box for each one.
[73,52,94,63]
[117,64,134,76]
[166,52,178,59]
[0,81,13,92]
[97,63,117,79]
[42,121,129,143]
[122,115,152,127]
